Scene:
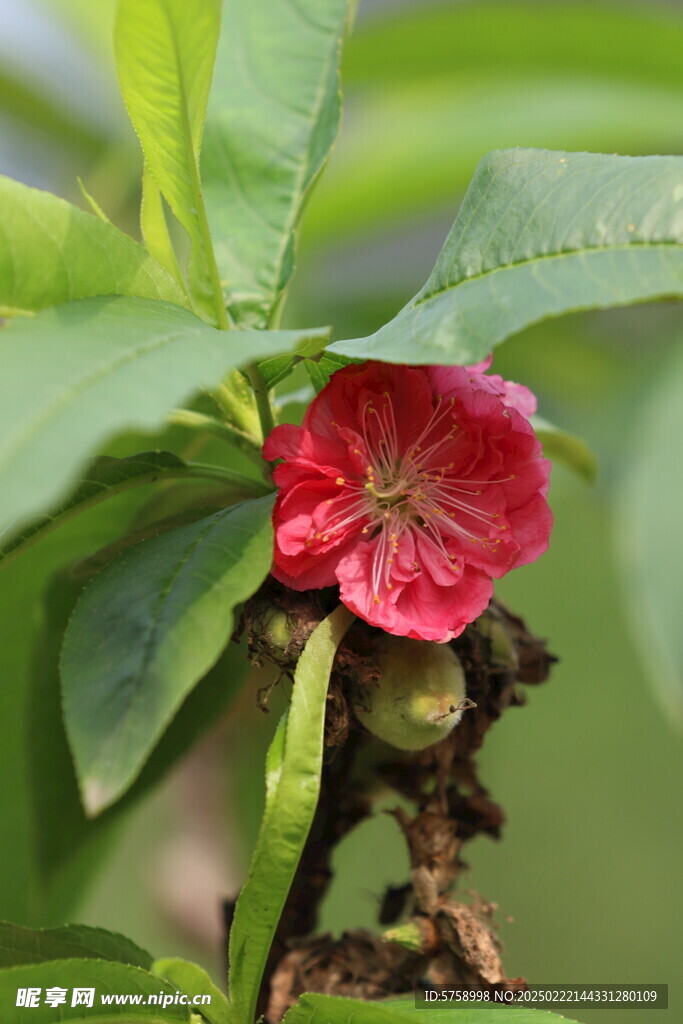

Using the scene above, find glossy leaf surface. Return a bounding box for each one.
[62,495,275,814]
[115,0,222,322]
[0,176,185,317]
[330,149,683,365]
[203,0,349,326]
[0,295,323,537]
[228,606,355,1024]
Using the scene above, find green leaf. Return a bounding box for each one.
[258,333,331,391]
[530,417,597,484]
[76,179,112,226]
[0,176,185,317]
[304,352,356,393]
[140,164,185,289]
[0,452,266,569]
[617,343,683,729]
[228,605,355,1024]
[329,149,683,366]
[0,959,190,1022]
[308,78,683,248]
[387,1001,579,1024]
[153,960,229,1024]
[284,994,581,1024]
[0,923,152,970]
[61,495,274,815]
[202,0,350,327]
[31,570,250,913]
[114,0,224,325]
[0,295,325,538]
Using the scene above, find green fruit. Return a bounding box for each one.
[260,606,293,656]
[247,598,295,664]
[354,636,469,751]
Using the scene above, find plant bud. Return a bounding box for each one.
[382,919,436,953]
[353,636,471,750]
[246,598,295,666]
[476,608,519,672]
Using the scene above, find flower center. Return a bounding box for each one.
[307,391,512,605]
[364,477,408,505]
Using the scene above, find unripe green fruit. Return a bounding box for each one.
[354,637,470,751]
[259,606,293,656]
[247,598,296,666]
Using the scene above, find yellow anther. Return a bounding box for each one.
[335,477,345,486]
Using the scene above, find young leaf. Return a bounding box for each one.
[0,295,326,538]
[0,922,152,970]
[202,0,350,327]
[330,149,683,366]
[0,452,267,569]
[153,959,230,1024]
[114,0,224,325]
[304,352,357,393]
[530,417,597,484]
[258,333,331,391]
[284,994,581,1024]
[61,495,275,815]
[0,176,185,317]
[228,605,355,1024]
[141,164,185,289]
[0,959,190,1023]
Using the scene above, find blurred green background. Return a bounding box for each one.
[1,2,681,1022]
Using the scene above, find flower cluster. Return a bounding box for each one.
[263,359,551,642]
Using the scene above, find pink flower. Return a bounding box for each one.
[263,360,552,642]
